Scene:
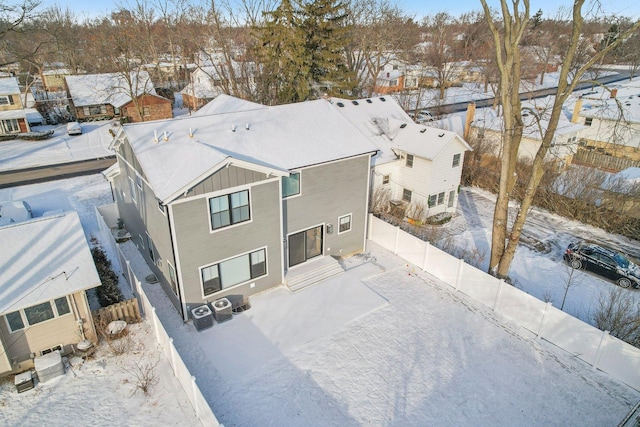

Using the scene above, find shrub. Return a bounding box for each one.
[91,246,124,307]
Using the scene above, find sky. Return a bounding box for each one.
[37,0,640,21]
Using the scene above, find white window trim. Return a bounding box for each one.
[382,174,390,185]
[282,171,302,199]
[198,246,268,299]
[337,213,352,234]
[138,234,145,249]
[452,153,461,168]
[405,154,414,168]
[5,296,72,333]
[207,186,254,234]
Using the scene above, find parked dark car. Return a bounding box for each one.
[563,242,640,289]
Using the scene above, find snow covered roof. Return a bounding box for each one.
[116,97,378,203]
[65,71,156,108]
[0,110,26,120]
[331,96,470,165]
[0,77,19,95]
[573,78,640,123]
[193,94,267,116]
[0,210,101,314]
[42,69,70,76]
[179,81,223,100]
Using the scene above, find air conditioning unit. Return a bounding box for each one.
[212,298,232,323]
[191,304,214,331]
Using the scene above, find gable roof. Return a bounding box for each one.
[331,96,471,165]
[115,97,378,203]
[193,93,266,116]
[65,71,156,108]
[0,77,20,96]
[0,210,101,314]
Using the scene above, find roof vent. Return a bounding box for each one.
[438,133,445,137]
[366,99,372,104]
[153,130,158,143]
[380,97,386,102]
[400,123,407,128]
[420,128,426,133]
[336,102,344,107]
[163,131,168,142]
[189,128,193,138]
[245,123,250,130]
[231,125,236,132]
[352,100,359,105]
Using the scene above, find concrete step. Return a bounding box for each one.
[286,257,345,292]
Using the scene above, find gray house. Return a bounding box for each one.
[110,96,378,320]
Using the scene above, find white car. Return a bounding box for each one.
[66,121,82,135]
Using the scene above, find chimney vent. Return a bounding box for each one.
[610,88,618,99]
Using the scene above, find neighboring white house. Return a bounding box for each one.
[180,63,256,111]
[471,98,585,166]
[571,79,640,161]
[331,96,472,219]
[0,77,30,135]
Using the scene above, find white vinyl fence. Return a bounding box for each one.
[96,204,221,427]
[368,214,640,392]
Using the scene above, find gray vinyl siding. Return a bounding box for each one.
[117,139,147,181]
[180,165,270,199]
[171,178,283,308]
[284,155,370,261]
[113,142,177,306]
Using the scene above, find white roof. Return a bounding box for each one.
[193,94,266,116]
[574,77,640,123]
[0,77,19,95]
[65,71,156,108]
[331,96,470,165]
[117,98,378,203]
[0,109,26,120]
[0,210,101,314]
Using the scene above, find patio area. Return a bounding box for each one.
[123,241,640,427]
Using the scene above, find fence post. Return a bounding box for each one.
[169,338,178,377]
[422,241,430,272]
[367,213,373,240]
[151,307,161,344]
[455,258,465,290]
[393,225,400,255]
[492,279,504,311]
[593,330,610,370]
[536,302,552,340]
[191,376,201,419]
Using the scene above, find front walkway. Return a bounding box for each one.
[122,241,639,427]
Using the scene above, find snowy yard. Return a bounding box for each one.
[1,175,640,426]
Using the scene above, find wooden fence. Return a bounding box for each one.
[573,149,640,172]
[92,298,142,324]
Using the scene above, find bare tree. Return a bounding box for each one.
[480,0,640,279]
[593,288,640,348]
[417,12,458,101]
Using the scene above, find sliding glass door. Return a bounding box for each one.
[288,225,323,267]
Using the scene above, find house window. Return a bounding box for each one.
[402,189,412,202]
[389,79,398,86]
[405,154,414,168]
[128,177,137,204]
[452,153,461,167]
[1,119,19,133]
[382,174,390,185]
[136,174,143,189]
[201,248,267,296]
[0,95,14,106]
[5,311,24,332]
[54,297,70,316]
[143,107,151,116]
[23,301,55,326]
[209,190,250,230]
[428,194,437,207]
[282,172,300,198]
[584,117,593,126]
[437,192,445,205]
[338,214,352,233]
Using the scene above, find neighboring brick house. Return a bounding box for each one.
[374,70,405,94]
[0,77,29,135]
[331,96,472,220]
[107,95,377,320]
[0,211,100,376]
[65,71,169,122]
[121,93,173,123]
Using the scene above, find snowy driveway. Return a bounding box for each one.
[138,242,639,427]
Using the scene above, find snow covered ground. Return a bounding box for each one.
[1,175,639,426]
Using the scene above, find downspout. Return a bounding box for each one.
[167,203,189,321]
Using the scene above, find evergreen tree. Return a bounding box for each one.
[254,0,354,104]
